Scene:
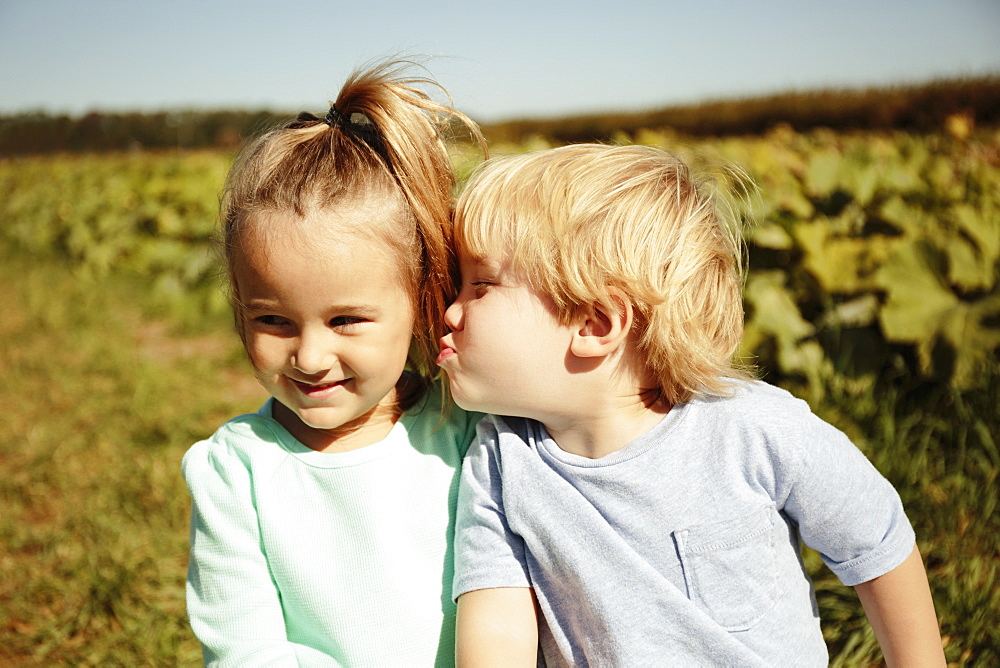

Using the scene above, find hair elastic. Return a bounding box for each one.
[286,106,378,140]
[324,105,346,129]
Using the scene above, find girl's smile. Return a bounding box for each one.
[290,377,351,398]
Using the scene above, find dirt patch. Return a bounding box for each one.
[136,322,229,363]
[136,321,266,403]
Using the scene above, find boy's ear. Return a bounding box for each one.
[569,289,634,359]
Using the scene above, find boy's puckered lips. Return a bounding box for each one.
[436,337,456,366]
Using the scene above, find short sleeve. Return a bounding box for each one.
[452,417,532,600]
[772,402,915,587]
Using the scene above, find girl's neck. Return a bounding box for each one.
[272,391,403,453]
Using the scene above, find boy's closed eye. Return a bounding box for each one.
[471,281,493,297]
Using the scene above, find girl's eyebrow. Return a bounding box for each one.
[240,298,279,312]
[242,299,384,317]
[328,304,384,318]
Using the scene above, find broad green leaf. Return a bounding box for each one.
[944,229,995,292]
[842,164,879,207]
[916,292,1000,388]
[743,271,816,369]
[804,148,842,198]
[751,223,794,250]
[794,221,896,295]
[952,203,1000,270]
[877,196,934,236]
[820,294,880,328]
[877,240,958,344]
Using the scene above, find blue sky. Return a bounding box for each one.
[1,0,997,122]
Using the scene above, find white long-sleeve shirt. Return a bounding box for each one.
[184,390,477,666]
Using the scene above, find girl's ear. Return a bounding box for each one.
[569,288,634,359]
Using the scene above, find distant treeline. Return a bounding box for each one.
[0,110,282,156]
[487,76,1000,145]
[1,76,998,156]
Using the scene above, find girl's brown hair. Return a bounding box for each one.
[221,59,484,407]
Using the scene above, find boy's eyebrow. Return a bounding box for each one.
[468,256,504,274]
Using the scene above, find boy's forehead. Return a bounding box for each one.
[458,249,506,272]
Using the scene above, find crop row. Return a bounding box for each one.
[3,129,999,396]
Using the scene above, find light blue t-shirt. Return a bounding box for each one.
[453,380,915,666]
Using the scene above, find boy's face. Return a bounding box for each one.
[438,250,577,419]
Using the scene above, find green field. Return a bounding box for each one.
[1,124,997,665]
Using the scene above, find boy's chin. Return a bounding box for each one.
[454,395,536,421]
[450,389,500,415]
[450,393,489,414]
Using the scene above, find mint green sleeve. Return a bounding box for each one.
[461,410,486,458]
[183,437,329,666]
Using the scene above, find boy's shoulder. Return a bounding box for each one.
[689,379,810,419]
[687,380,849,461]
[472,381,815,443]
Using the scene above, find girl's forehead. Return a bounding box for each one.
[248,194,401,233]
[243,198,402,244]
[233,222,410,294]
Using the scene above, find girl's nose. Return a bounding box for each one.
[443,297,464,331]
[291,329,335,374]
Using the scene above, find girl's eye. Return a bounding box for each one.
[471,282,492,296]
[330,316,365,328]
[255,315,289,327]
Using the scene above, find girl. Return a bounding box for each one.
[182,60,484,666]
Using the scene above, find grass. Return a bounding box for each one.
[804,370,999,665]
[0,250,265,666]
[2,248,997,665]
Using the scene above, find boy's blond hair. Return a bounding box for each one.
[454,143,751,404]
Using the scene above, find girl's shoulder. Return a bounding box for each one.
[182,399,289,476]
[401,383,483,458]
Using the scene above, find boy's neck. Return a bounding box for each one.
[541,390,670,460]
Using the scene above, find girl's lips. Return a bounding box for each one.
[292,379,348,398]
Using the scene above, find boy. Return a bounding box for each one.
[437,144,944,666]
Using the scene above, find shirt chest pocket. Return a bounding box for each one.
[673,504,779,632]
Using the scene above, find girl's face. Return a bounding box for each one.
[233,204,415,452]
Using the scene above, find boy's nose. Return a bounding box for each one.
[443,298,464,331]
